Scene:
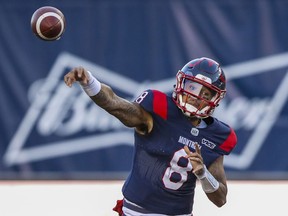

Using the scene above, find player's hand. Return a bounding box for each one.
[64,66,90,87]
[184,144,204,176]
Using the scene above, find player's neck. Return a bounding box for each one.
[189,117,201,127]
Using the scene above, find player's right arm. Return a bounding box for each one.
[64,66,153,135]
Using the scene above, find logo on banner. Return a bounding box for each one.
[4,52,288,169]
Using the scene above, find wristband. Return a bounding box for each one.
[80,71,101,96]
[195,165,220,193]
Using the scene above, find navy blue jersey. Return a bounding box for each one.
[122,89,237,215]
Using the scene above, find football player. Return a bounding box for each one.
[64,57,237,216]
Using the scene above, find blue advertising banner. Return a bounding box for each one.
[0,0,287,179]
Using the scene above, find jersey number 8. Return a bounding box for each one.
[162,149,193,190]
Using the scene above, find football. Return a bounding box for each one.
[31,6,66,41]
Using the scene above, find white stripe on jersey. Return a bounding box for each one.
[123,199,192,216]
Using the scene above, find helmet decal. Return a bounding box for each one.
[195,74,212,84]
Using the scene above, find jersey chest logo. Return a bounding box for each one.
[190,128,199,136]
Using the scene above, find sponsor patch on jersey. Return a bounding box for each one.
[201,138,216,149]
[190,128,199,136]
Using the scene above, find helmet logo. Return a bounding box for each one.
[207,59,215,67]
[188,62,199,68]
[195,74,212,84]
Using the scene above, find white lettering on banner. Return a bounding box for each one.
[3,52,288,169]
[36,83,123,136]
[214,97,270,131]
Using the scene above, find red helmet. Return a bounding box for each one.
[173,57,226,118]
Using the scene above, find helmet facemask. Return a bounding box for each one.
[173,71,226,118]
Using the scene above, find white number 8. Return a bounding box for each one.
[135,91,148,104]
[162,149,192,190]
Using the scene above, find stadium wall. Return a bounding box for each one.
[0,181,286,216]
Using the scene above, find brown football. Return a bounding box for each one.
[31,6,66,41]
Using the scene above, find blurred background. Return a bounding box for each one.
[0,0,288,215]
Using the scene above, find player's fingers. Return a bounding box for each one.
[186,150,203,162]
[64,75,70,86]
[75,67,89,84]
[195,143,201,154]
[75,67,85,78]
[82,72,89,85]
[76,67,84,79]
[193,166,204,176]
[184,146,191,156]
[64,75,75,87]
[188,157,202,163]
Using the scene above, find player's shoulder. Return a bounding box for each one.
[207,117,237,155]
[136,89,167,98]
[134,89,172,119]
[134,89,168,105]
[209,117,231,130]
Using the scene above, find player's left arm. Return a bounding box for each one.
[205,156,228,207]
[184,145,227,207]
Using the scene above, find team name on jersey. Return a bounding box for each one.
[178,136,201,149]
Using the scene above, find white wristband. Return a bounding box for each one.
[195,165,220,193]
[80,71,101,96]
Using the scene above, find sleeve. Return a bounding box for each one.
[208,118,237,155]
[134,89,168,120]
[134,89,154,112]
[218,127,237,155]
